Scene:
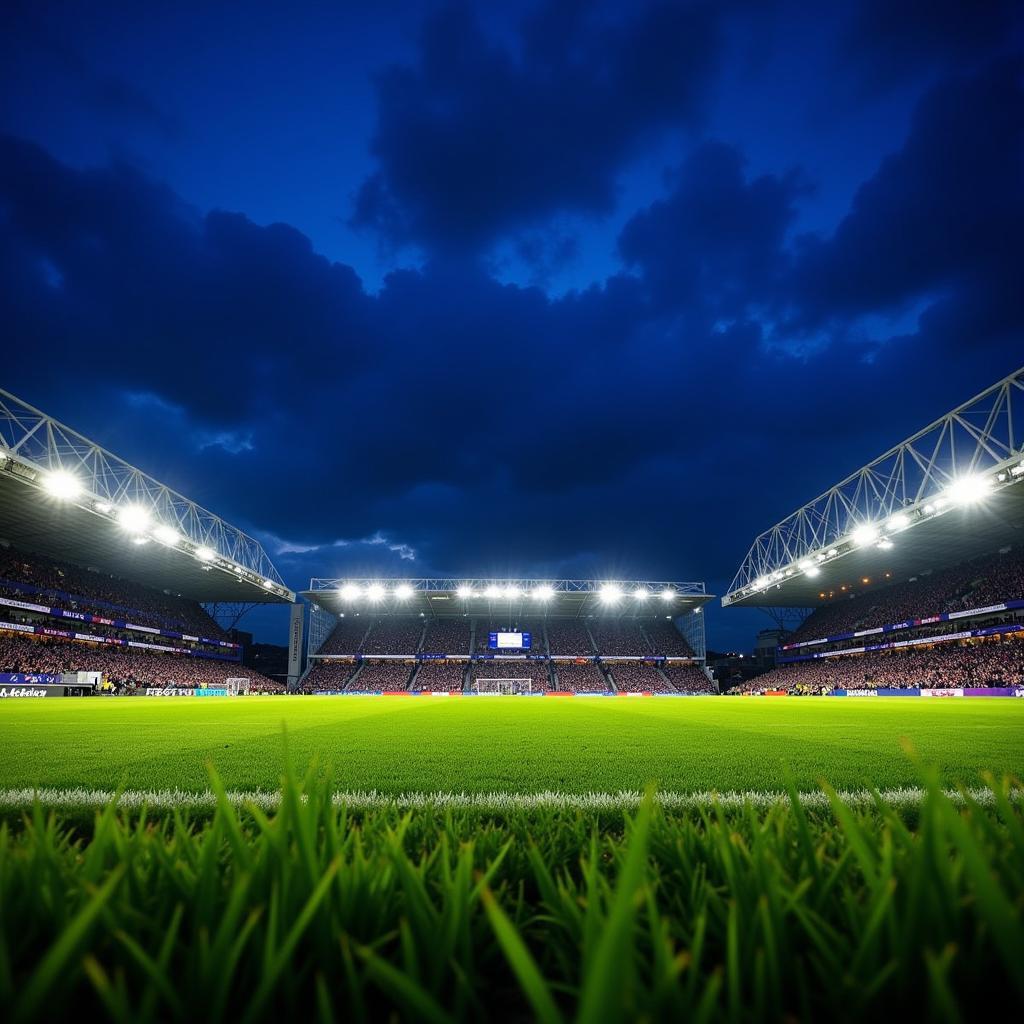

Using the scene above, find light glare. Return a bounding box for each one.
[195,546,216,562]
[852,523,879,547]
[532,585,554,601]
[600,584,622,604]
[43,469,83,501]
[153,525,181,546]
[395,584,414,600]
[118,504,151,534]
[340,583,361,600]
[946,474,992,505]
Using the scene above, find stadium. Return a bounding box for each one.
[1,370,1023,1020]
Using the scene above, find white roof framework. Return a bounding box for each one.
[724,365,1024,608]
[305,577,711,619]
[0,387,293,603]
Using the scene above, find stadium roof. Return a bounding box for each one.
[724,365,1024,608]
[0,388,294,603]
[303,578,712,619]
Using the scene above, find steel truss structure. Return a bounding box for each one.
[307,577,709,599]
[724,365,1024,606]
[0,387,291,598]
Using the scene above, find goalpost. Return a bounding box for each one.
[473,678,533,695]
[225,677,251,696]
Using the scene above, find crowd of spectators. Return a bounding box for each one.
[361,618,425,655]
[0,631,280,690]
[470,659,552,691]
[346,661,415,692]
[316,618,371,655]
[608,662,671,692]
[790,547,1024,645]
[742,636,1024,693]
[298,662,355,693]
[421,618,471,654]
[545,622,595,655]
[589,621,650,656]
[643,619,696,657]
[0,545,228,638]
[661,663,717,694]
[554,662,610,692]
[412,660,468,690]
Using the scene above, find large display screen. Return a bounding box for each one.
[489,631,532,650]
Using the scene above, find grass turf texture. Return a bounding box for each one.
[1,695,1023,796]
[1,767,1023,1022]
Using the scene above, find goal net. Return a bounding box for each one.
[473,678,532,695]
[225,677,251,696]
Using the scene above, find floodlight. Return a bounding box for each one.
[633,588,649,601]
[366,583,386,601]
[485,585,502,599]
[816,552,826,562]
[262,579,274,589]
[395,583,414,600]
[798,561,812,571]
[339,583,361,600]
[118,504,151,534]
[887,513,910,531]
[43,469,83,500]
[532,585,554,601]
[457,585,475,599]
[851,523,879,547]
[827,548,838,557]
[94,501,112,514]
[660,588,675,601]
[195,546,216,562]
[131,536,149,546]
[946,474,992,505]
[503,585,522,599]
[805,566,821,578]
[600,584,622,604]
[877,539,894,551]
[755,576,770,590]
[153,525,181,546]
[1011,461,1024,478]
[923,503,936,514]
[771,572,783,582]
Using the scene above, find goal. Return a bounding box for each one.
[473,678,533,695]
[225,677,251,696]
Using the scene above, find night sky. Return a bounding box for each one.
[1,1,1022,649]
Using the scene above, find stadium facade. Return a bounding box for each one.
[298,578,714,693]
[723,365,1024,695]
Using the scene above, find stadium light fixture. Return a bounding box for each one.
[457,585,475,599]
[946,474,992,505]
[827,548,838,557]
[633,588,649,601]
[195,546,216,562]
[366,583,386,601]
[153,525,181,546]
[923,502,937,514]
[339,583,361,601]
[877,539,894,551]
[485,585,502,599]
[395,583,414,600]
[118,504,151,534]
[503,585,522,599]
[805,565,821,578]
[532,585,554,601]
[887,512,910,531]
[42,469,83,501]
[798,561,812,572]
[660,588,675,602]
[815,552,826,562]
[851,523,879,547]
[94,500,112,514]
[262,579,274,589]
[1011,461,1024,477]
[600,584,622,604]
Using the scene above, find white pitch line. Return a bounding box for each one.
[0,786,1018,812]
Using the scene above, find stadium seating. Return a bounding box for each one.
[643,619,695,656]
[0,545,229,638]
[589,620,651,656]
[361,618,425,655]
[317,617,372,654]
[299,661,355,693]
[420,618,471,654]
[412,660,468,690]
[743,635,1024,693]
[469,659,552,692]
[0,631,282,690]
[545,621,595,655]
[346,661,415,692]
[554,662,610,692]
[661,663,717,694]
[790,547,1024,644]
[607,661,671,692]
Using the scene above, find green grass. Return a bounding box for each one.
[1,764,1022,1022]
[1,695,1022,795]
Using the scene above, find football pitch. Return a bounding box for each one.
[2,695,1023,801]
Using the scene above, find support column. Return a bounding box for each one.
[287,601,305,690]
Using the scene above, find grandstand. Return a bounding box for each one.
[301,578,713,693]
[724,366,1024,694]
[0,389,294,693]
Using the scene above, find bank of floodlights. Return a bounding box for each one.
[42,468,83,500]
[532,584,554,601]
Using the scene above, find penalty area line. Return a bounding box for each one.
[0,786,1018,812]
